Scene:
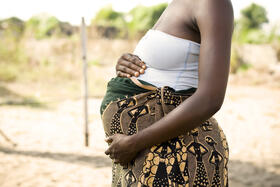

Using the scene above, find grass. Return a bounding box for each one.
[0,85,46,108]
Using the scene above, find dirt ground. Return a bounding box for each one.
[0,80,280,187]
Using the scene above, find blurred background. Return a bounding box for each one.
[0,0,279,187]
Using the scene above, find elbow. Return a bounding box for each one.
[209,103,222,114]
[193,89,225,116]
[206,100,223,116]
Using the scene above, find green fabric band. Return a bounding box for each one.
[100,77,197,115]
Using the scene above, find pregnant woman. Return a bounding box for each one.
[100,0,234,186]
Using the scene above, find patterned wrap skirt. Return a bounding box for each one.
[100,77,229,187]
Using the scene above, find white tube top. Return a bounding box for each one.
[132,29,200,91]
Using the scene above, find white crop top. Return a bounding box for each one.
[132,29,200,91]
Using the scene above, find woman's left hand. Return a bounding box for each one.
[105,134,139,166]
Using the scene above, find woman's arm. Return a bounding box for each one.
[105,0,234,165]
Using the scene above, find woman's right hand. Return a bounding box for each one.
[116,53,146,78]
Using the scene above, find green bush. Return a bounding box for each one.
[0,40,27,82]
[92,5,126,28]
[240,3,268,30]
[0,18,27,82]
[232,3,274,44]
[91,3,168,39]
[272,36,280,62]
[0,64,19,82]
[127,3,167,37]
[237,28,270,44]
[25,15,74,39]
[91,5,127,38]
[230,45,251,73]
[26,15,59,39]
[0,17,25,41]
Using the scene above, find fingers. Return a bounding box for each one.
[105,148,110,155]
[109,154,114,159]
[117,71,131,78]
[106,151,128,167]
[113,159,121,164]
[122,53,146,68]
[116,53,146,77]
[113,159,127,167]
[105,136,113,144]
[117,65,140,77]
[122,55,145,72]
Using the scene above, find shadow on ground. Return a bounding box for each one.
[229,160,280,187]
[0,85,46,108]
[1,146,280,186]
[0,146,111,168]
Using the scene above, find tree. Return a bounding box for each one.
[128,3,167,35]
[91,5,127,38]
[0,17,25,41]
[240,3,269,30]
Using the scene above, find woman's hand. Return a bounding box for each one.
[105,134,139,166]
[116,53,146,78]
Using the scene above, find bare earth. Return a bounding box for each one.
[0,82,280,187]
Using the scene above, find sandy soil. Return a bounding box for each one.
[0,82,280,187]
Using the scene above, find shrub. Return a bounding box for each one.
[233,3,271,44]
[0,17,27,82]
[230,45,250,73]
[25,14,74,39]
[272,36,280,62]
[240,3,268,30]
[0,17,25,41]
[0,64,19,82]
[91,3,168,39]
[91,5,127,38]
[127,3,167,37]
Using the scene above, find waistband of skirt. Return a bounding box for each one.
[100,77,197,115]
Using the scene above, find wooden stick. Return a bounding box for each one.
[81,17,89,147]
[0,129,17,147]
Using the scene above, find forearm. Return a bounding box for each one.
[131,90,222,151]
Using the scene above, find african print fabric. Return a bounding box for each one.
[101,77,229,187]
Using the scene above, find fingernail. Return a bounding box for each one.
[139,69,144,74]
[134,72,139,77]
[142,65,146,69]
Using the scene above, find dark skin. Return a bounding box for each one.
[105,0,234,167]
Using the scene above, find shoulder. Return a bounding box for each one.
[195,0,234,33]
[196,0,234,22]
[195,0,233,13]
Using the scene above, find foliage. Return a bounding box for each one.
[233,3,272,44]
[91,5,127,38]
[0,38,28,82]
[25,15,59,39]
[230,45,251,73]
[127,3,167,37]
[92,5,126,28]
[0,17,27,81]
[25,14,74,39]
[271,35,280,61]
[234,28,270,44]
[0,64,18,81]
[240,3,268,30]
[0,17,25,41]
[91,3,168,39]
